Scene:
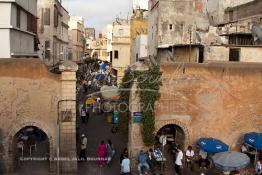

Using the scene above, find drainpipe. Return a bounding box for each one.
[57,99,76,175]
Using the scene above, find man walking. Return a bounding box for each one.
[121,155,131,175]
[80,134,87,161]
[175,146,183,175]
[80,107,86,123]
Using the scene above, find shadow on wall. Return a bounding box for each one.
[0,129,5,173]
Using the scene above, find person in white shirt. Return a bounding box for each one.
[199,149,208,169]
[121,155,131,175]
[186,146,195,169]
[175,146,183,175]
[80,134,87,161]
[241,144,248,153]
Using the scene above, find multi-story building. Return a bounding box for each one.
[148,0,262,64]
[102,24,113,62]
[148,0,210,64]
[205,0,262,62]
[85,27,95,40]
[68,16,85,63]
[132,34,148,63]
[37,0,70,67]
[0,0,38,58]
[130,9,148,64]
[133,0,149,10]
[84,27,95,58]
[112,18,131,84]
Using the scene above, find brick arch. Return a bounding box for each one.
[155,119,190,148]
[6,121,55,172]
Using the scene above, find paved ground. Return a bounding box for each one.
[77,112,128,175]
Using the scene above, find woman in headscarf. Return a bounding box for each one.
[97,140,106,167]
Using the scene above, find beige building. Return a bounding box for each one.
[205,0,262,63]
[148,0,262,64]
[112,18,131,84]
[68,16,85,63]
[102,24,113,62]
[0,0,38,58]
[37,0,70,67]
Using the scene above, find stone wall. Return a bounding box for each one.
[0,59,77,173]
[155,63,262,150]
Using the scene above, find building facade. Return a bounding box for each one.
[84,27,95,58]
[133,0,149,10]
[205,0,262,63]
[130,9,148,64]
[112,18,131,84]
[148,0,262,64]
[68,16,85,63]
[37,0,70,67]
[148,0,210,64]
[0,0,38,58]
[102,24,113,62]
[132,34,148,63]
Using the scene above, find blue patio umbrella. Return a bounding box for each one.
[244,132,262,150]
[197,138,229,154]
[212,151,250,171]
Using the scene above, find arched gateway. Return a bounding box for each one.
[6,122,55,173]
[155,119,190,149]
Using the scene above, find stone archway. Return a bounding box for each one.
[5,122,55,173]
[155,119,190,149]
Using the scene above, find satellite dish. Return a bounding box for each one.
[251,24,262,42]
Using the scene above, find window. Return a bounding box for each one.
[16,7,20,28]
[229,10,234,21]
[229,48,240,62]
[169,24,173,30]
[229,35,254,46]
[45,41,50,59]
[114,50,118,59]
[27,14,37,33]
[110,51,113,62]
[136,53,139,62]
[43,8,50,25]
[198,47,204,63]
[54,7,58,27]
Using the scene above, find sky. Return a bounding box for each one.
[63,0,133,33]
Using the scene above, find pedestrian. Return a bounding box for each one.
[97,140,106,167]
[80,106,86,123]
[148,148,156,171]
[137,150,150,175]
[121,155,131,175]
[106,139,115,165]
[80,134,87,161]
[185,146,195,170]
[120,148,128,164]
[255,156,262,175]
[111,110,118,133]
[175,146,183,175]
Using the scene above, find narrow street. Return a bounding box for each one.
[76,72,128,175]
[77,112,127,175]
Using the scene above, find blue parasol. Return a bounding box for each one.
[212,151,250,171]
[244,132,262,150]
[197,138,229,154]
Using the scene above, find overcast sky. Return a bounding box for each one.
[63,0,132,33]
